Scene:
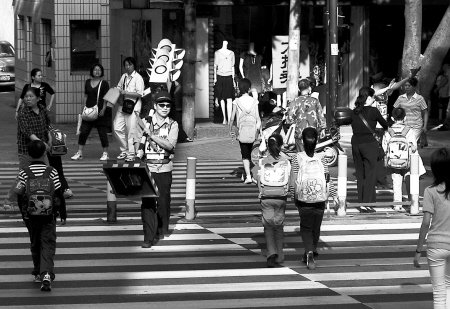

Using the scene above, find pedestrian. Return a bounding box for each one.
[12,140,66,292]
[435,65,449,124]
[136,91,179,248]
[393,77,428,142]
[228,78,261,184]
[351,86,388,212]
[414,148,450,308]
[290,127,330,270]
[285,78,326,152]
[71,63,111,161]
[15,68,55,117]
[382,107,425,211]
[114,57,145,161]
[254,133,290,267]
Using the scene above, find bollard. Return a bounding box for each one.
[106,181,117,223]
[337,154,347,216]
[185,157,197,220]
[410,153,420,215]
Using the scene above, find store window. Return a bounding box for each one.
[16,15,25,59]
[70,20,100,72]
[41,19,52,68]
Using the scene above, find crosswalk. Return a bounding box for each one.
[0,160,432,308]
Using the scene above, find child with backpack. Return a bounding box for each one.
[290,127,329,270]
[382,107,426,212]
[12,140,66,292]
[253,134,290,267]
[229,78,261,184]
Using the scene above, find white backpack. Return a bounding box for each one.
[237,99,258,143]
[385,127,411,170]
[258,157,291,198]
[295,152,327,203]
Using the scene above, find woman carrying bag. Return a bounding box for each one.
[71,63,111,161]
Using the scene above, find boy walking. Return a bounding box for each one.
[382,107,425,211]
[13,140,66,291]
[290,127,329,270]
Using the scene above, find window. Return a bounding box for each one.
[41,19,52,67]
[70,20,100,72]
[16,15,25,59]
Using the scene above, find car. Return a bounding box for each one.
[0,41,15,87]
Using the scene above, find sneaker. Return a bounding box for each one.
[63,189,73,199]
[70,152,83,160]
[244,177,253,184]
[33,274,41,283]
[40,273,51,292]
[266,254,278,268]
[393,206,406,213]
[306,251,316,270]
[141,242,151,248]
[125,154,135,162]
[99,152,109,161]
[117,152,127,160]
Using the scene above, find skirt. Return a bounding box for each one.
[215,75,235,101]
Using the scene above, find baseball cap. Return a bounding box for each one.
[154,91,174,104]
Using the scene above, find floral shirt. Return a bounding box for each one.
[286,95,326,138]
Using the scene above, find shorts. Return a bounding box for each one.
[239,142,253,160]
[214,75,235,101]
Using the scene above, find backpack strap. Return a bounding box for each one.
[43,166,53,179]
[388,128,395,137]
[23,167,35,180]
[401,126,410,136]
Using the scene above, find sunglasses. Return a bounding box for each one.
[157,103,171,108]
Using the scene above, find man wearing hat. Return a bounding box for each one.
[137,91,179,248]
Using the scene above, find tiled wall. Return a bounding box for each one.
[54,0,110,123]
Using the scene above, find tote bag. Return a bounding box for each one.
[81,80,102,121]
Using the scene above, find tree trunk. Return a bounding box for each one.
[418,5,450,100]
[286,0,301,102]
[182,0,197,140]
[401,0,422,78]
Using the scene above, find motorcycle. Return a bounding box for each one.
[251,116,343,167]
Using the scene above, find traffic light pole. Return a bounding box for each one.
[327,0,339,124]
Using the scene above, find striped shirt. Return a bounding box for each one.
[17,163,61,191]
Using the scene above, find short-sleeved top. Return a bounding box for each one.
[85,79,110,109]
[240,52,263,92]
[393,92,427,130]
[144,116,179,173]
[17,107,49,155]
[116,71,145,113]
[351,106,388,145]
[286,95,326,139]
[18,162,61,191]
[423,184,450,250]
[215,49,235,77]
[20,82,55,109]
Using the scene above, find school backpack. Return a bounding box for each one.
[237,98,258,143]
[258,157,291,198]
[24,167,56,216]
[385,127,411,170]
[49,127,68,156]
[295,152,327,203]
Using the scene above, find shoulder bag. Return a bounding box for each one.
[81,80,102,121]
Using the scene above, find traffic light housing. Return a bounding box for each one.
[147,38,185,84]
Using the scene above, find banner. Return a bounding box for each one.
[272,35,289,89]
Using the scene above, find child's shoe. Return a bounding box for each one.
[306,251,316,270]
[33,274,41,283]
[40,273,52,292]
[266,254,278,268]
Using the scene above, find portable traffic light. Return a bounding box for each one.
[147,38,185,84]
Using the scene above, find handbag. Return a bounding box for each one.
[358,112,385,160]
[122,99,137,115]
[81,80,102,121]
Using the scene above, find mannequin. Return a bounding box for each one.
[214,40,235,124]
[239,42,263,98]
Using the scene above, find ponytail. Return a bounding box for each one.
[353,86,375,114]
[267,134,283,159]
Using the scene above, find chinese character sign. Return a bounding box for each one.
[272,36,289,89]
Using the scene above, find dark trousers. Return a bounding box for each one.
[78,119,109,148]
[47,154,69,191]
[375,129,389,186]
[25,218,56,280]
[141,171,172,242]
[297,204,324,254]
[352,141,379,203]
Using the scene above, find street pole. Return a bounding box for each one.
[327,0,339,124]
[286,0,301,103]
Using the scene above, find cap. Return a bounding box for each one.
[154,91,174,104]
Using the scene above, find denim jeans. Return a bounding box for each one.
[297,204,325,254]
[427,248,450,309]
[260,198,286,262]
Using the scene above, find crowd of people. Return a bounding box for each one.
[3,54,450,307]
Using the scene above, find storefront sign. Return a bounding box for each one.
[272,35,289,89]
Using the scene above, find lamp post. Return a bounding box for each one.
[327,0,339,124]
